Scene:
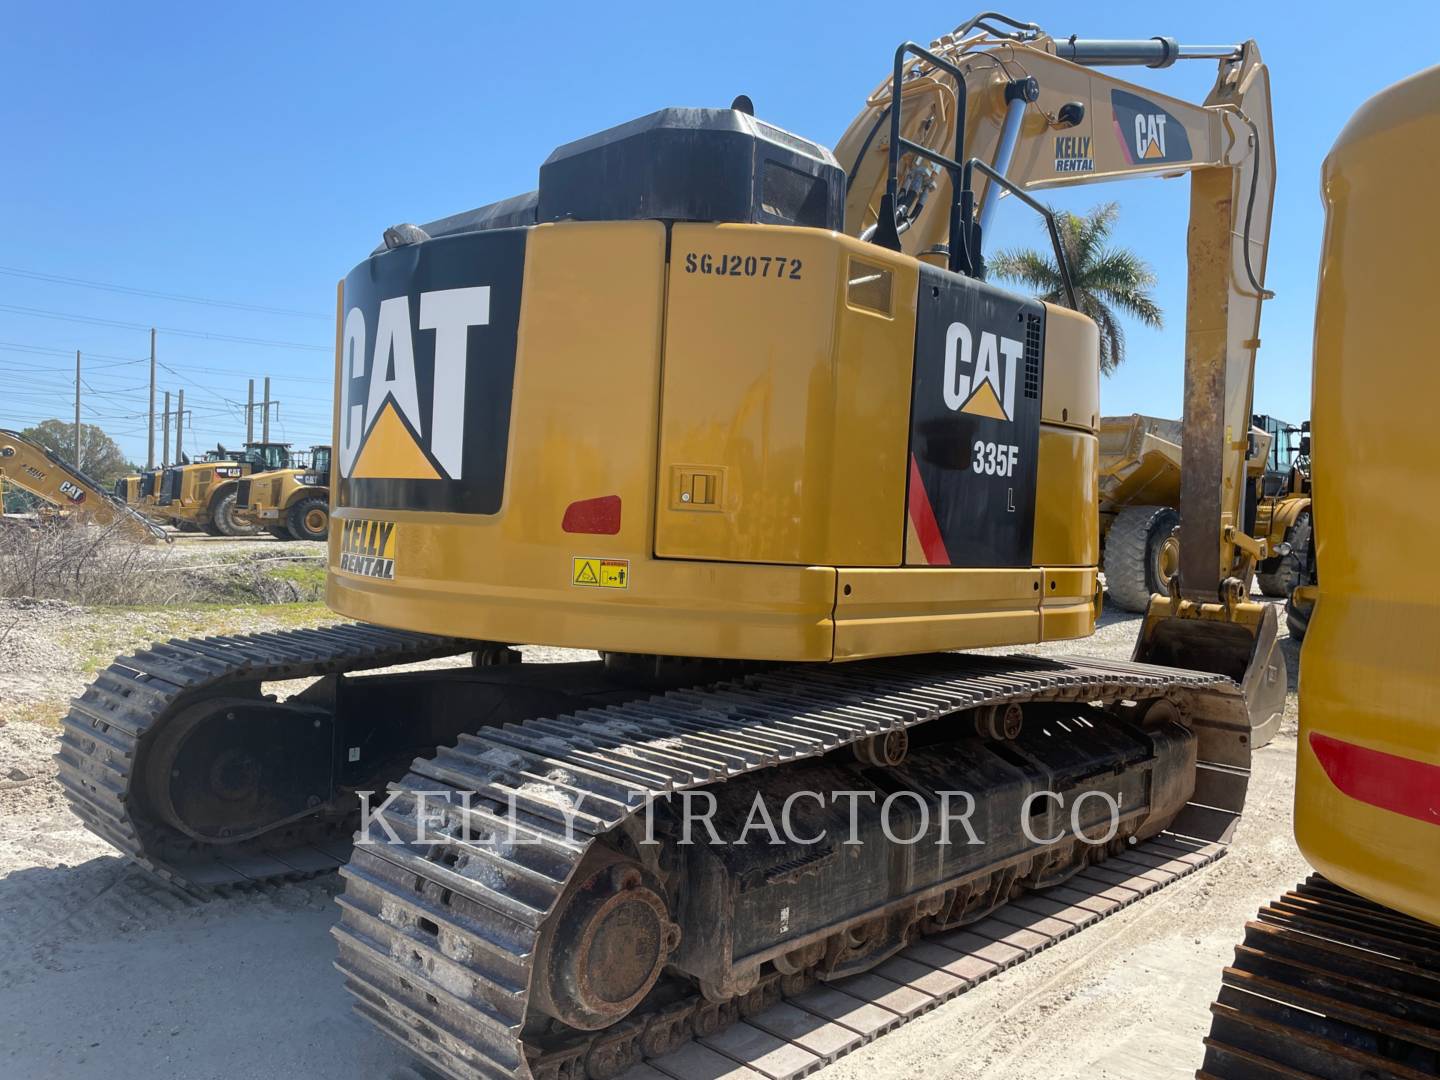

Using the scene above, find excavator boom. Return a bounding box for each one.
[837,22,1282,736]
[0,429,168,543]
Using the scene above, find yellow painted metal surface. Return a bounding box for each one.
[656,224,917,566]
[1032,303,1101,570]
[1295,66,1440,926]
[329,221,836,660]
[329,219,1104,661]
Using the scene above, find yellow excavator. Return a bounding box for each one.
[60,15,1288,1079]
[0,428,168,542]
[1200,67,1439,1079]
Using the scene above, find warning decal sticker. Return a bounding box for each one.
[572,557,629,589]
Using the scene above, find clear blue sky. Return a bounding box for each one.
[3,1,1435,465]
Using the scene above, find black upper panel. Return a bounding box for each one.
[908,264,1046,568]
[416,108,844,241]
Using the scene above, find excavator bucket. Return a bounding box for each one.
[1133,594,1286,747]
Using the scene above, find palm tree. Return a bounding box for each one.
[987,202,1162,373]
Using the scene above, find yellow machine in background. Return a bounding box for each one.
[62,17,1295,1080]
[155,441,290,536]
[1201,67,1440,1078]
[1248,413,1312,598]
[0,429,168,542]
[1097,413,1308,611]
[236,444,331,540]
[113,474,141,505]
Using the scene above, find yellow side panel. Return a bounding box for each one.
[834,568,1040,660]
[1295,68,1440,926]
[1033,425,1098,567]
[328,220,838,661]
[1039,303,1100,431]
[656,224,917,566]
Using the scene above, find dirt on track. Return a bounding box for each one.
[0,599,1306,1080]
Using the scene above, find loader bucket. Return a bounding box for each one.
[1133,596,1286,747]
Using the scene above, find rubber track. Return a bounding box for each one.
[331,653,1246,1080]
[56,623,476,889]
[1200,874,1440,1080]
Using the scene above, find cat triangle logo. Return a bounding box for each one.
[350,401,441,480]
[943,320,1021,424]
[961,380,1008,420]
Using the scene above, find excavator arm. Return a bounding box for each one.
[0,429,169,543]
[837,18,1283,736]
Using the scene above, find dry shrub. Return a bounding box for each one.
[0,520,323,606]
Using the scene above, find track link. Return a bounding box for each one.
[56,623,476,888]
[1200,874,1440,1080]
[332,653,1253,1080]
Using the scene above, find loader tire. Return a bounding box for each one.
[1285,591,1312,641]
[1257,509,1312,598]
[286,496,329,541]
[211,490,258,537]
[1102,505,1179,613]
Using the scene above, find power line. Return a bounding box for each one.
[0,303,330,352]
[0,340,148,365]
[0,265,328,321]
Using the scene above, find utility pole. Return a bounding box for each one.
[246,379,255,443]
[162,391,171,467]
[176,389,185,463]
[147,328,157,469]
[73,350,82,468]
[262,376,271,443]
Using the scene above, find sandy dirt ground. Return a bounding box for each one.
[0,598,1305,1080]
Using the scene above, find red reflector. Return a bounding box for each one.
[1310,731,1440,826]
[562,495,621,535]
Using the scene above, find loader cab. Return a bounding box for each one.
[304,445,331,487]
[242,442,291,473]
[1253,414,1309,496]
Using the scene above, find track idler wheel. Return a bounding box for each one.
[974,702,1024,740]
[853,728,908,767]
[532,850,681,1031]
[142,695,335,843]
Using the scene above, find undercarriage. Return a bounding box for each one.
[58,625,1253,1079]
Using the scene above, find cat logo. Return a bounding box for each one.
[336,228,524,518]
[942,321,1023,423]
[1111,90,1192,166]
[58,480,86,504]
[338,286,492,482]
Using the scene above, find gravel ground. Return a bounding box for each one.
[0,596,1306,1080]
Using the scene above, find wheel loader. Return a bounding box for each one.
[1200,65,1440,1079]
[1099,413,1306,611]
[235,443,332,540]
[154,440,291,536]
[1249,413,1312,598]
[60,15,1290,1080]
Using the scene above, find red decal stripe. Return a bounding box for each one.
[907,455,950,566]
[1112,118,1134,165]
[562,495,621,535]
[1309,731,1440,826]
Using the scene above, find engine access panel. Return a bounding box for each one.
[905,265,1045,567]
